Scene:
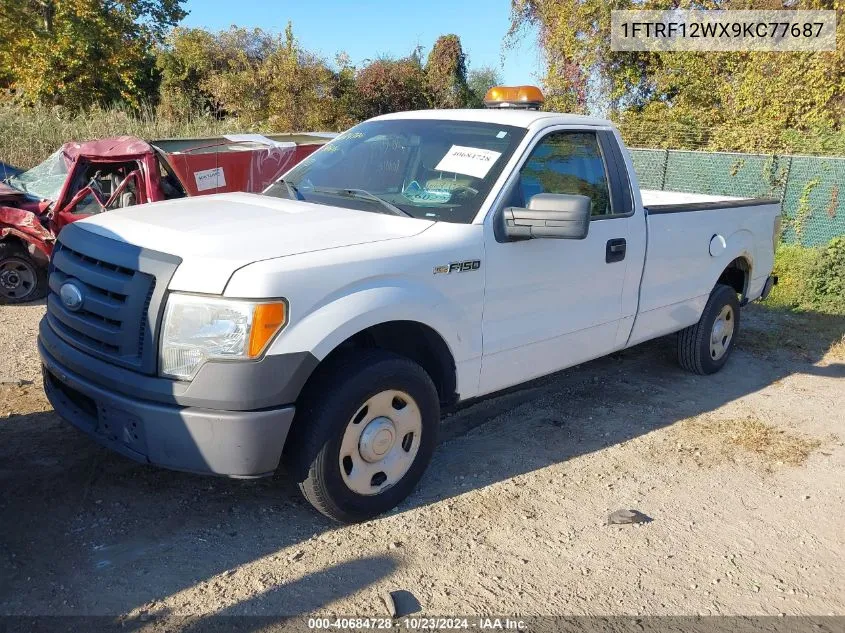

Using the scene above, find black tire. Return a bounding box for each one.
[677,283,741,375]
[0,241,48,305]
[283,349,440,523]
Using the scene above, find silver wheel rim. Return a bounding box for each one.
[710,304,735,361]
[339,389,422,496]
[0,257,37,300]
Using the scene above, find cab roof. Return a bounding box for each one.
[371,108,613,129]
[62,136,153,160]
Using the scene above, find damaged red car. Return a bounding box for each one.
[0,133,332,303]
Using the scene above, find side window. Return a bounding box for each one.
[517,132,612,216]
[65,160,143,215]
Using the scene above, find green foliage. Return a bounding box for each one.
[766,239,845,315]
[791,178,822,241]
[467,66,502,108]
[156,23,359,131]
[806,237,845,313]
[155,26,227,117]
[767,243,819,311]
[1,6,476,128]
[425,35,470,109]
[355,56,429,119]
[511,0,845,154]
[0,0,186,109]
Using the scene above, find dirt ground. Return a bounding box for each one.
[1,301,844,621]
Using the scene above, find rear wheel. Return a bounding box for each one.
[0,241,47,305]
[284,350,439,523]
[677,283,741,375]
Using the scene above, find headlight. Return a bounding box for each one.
[159,293,288,380]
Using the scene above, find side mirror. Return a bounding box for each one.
[503,193,591,240]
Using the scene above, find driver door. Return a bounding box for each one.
[479,129,632,395]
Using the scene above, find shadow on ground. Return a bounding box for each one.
[0,304,843,617]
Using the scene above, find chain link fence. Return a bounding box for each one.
[628,147,844,247]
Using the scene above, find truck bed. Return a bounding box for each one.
[628,190,781,347]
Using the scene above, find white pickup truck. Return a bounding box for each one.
[38,101,779,522]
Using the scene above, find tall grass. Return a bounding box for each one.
[0,104,250,169]
[765,239,845,315]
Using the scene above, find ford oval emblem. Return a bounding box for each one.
[59,282,84,312]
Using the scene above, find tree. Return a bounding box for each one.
[425,34,470,109]
[156,26,230,118]
[467,66,502,107]
[157,23,359,131]
[0,0,187,109]
[510,0,845,152]
[263,23,344,131]
[355,56,428,119]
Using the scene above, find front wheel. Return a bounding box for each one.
[284,350,440,523]
[677,283,741,375]
[0,241,48,305]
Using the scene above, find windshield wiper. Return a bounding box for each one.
[310,187,412,217]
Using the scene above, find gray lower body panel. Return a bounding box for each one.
[41,345,295,477]
[38,317,318,411]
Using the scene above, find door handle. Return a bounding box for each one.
[606,238,626,263]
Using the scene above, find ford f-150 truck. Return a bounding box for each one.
[38,89,780,522]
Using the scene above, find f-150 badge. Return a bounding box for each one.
[434,260,481,274]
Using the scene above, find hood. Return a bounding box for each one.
[0,182,26,201]
[75,192,434,294]
[0,182,47,215]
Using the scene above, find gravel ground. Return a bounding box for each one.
[0,299,45,385]
[1,301,844,621]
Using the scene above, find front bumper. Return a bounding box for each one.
[40,339,296,478]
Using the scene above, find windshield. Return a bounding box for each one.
[264,119,527,223]
[6,150,70,201]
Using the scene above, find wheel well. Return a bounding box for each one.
[0,235,49,266]
[312,321,458,407]
[717,257,750,299]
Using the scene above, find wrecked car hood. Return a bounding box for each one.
[0,182,31,202]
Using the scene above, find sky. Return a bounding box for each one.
[181,0,544,86]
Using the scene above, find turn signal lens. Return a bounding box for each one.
[484,85,545,109]
[160,294,290,380]
[248,302,287,357]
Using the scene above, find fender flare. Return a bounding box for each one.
[268,282,474,368]
[708,228,754,294]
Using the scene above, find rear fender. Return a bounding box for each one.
[709,228,754,294]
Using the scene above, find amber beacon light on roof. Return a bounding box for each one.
[483,85,544,110]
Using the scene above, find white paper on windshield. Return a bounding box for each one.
[434,145,502,179]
